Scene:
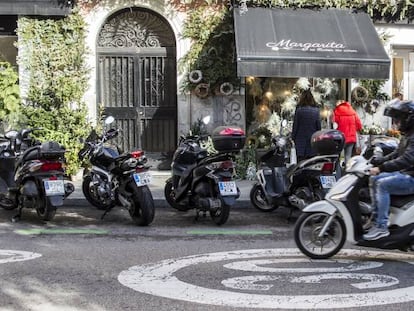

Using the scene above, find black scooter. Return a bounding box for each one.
[164,124,245,225]
[78,116,155,226]
[0,129,74,221]
[250,123,344,214]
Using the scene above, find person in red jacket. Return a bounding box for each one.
[332,100,362,164]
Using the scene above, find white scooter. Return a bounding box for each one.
[294,155,414,259]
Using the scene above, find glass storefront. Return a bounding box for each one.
[245,77,347,134]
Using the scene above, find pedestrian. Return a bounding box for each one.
[332,100,362,164]
[364,100,414,240]
[292,89,321,162]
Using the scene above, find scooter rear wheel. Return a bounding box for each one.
[129,184,155,226]
[164,179,189,211]
[210,199,230,225]
[294,212,346,259]
[36,197,56,221]
[250,184,278,212]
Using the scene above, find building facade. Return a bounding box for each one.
[1,1,413,162]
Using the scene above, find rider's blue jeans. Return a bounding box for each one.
[369,171,414,228]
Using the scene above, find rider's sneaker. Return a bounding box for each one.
[363,226,390,240]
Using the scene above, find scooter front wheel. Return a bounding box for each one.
[82,175,114,210]
[294,212,346,259]
[164,179,188,211]
[250,184,278,212]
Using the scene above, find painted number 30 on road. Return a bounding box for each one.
[118,248,414,309]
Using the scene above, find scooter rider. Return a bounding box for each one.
[364,100,414,240]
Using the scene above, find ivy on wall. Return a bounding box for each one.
[0,62,21,131]
[17,11,91,176]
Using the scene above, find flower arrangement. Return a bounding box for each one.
[246,126,272,149]
[387,128,401,138]
[360,124,384,135]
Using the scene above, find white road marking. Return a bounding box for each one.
[223,258,383,273]
[291,273,399,289]
[0,250,42,264]
[118,248,414,309]
[222,273,399,291]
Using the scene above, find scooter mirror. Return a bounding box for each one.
[104,116,115,125]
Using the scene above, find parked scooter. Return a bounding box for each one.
[294,155,414,259]
[0,129,74,221]
[250,122,344,214]
[164,121,245,225]
[78,116,155,226]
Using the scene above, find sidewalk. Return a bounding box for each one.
[65,170,255,209]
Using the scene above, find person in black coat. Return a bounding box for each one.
[292,89,321,162]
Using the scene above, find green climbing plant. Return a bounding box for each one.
[0,62,24,131]
[17,10,91,176]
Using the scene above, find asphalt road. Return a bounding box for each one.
[1,200,414,311]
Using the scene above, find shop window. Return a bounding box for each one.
[245,77,344,133]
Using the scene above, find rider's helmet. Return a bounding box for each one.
[384,100,414,133]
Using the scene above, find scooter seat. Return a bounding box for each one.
[390,194,414,208]
[20,146,41,162]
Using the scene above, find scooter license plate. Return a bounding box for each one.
[133,172,151,187]
[43,180,65,196]
[218,181,238,196]
[320,175,336,189]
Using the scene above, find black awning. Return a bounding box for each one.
[233,8,390,79]
[0,0,71,16]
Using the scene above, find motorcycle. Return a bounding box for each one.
[164,123,245,225]
[250,123,344,214]
[78,116,155,226]
[294,155,414,259]
[0,129,74,221]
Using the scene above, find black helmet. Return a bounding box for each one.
[384,100,414,133]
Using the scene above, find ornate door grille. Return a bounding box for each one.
[97,8,177,153]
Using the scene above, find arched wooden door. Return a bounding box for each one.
[97,8,177,155]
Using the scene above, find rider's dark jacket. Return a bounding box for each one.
[378,129,414,176]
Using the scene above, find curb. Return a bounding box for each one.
[64,198,253,209]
